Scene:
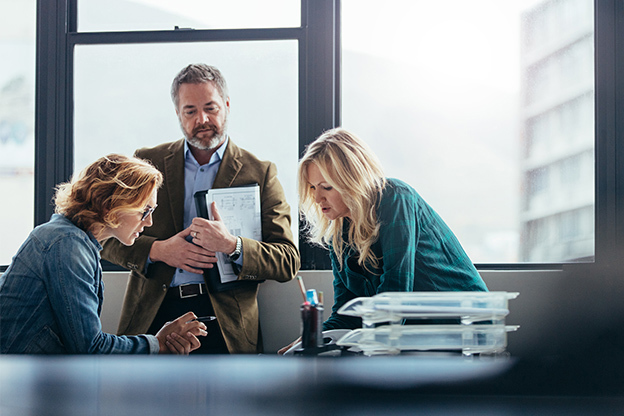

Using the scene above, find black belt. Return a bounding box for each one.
[167,283,208,299]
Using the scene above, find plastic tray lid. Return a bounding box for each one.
[336,324,520,356]
[337,291,519,324]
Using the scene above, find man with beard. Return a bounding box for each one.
[102,64,300,354]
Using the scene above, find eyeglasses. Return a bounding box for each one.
[140,205,157,221]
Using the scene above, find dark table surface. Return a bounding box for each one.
[1,353,623,416]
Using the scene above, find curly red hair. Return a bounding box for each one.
[54,154,163,234]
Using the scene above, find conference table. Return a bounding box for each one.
[1,353,623,415]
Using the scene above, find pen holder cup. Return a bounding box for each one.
[300,303,324,350]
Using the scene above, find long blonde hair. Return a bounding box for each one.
[54,154,163,236]
[298,128,386,270]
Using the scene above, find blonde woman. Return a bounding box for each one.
[298,128,487,331]
[0,154,206,354]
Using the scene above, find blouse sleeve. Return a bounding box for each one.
[374,187,419,294]
[46,235,157,354]
[322,249,363,331]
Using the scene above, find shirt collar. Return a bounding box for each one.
[184,136,229,166]
[53,213,103,251]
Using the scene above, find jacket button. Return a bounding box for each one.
[162,285,167,291]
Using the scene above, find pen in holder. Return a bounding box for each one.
[300,289,323,352]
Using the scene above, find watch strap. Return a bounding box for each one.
[228,236,242,261]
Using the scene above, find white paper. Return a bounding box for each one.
[206,185,262,283]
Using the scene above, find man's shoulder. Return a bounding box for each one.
[135,139,184,160]
[227,139,274,169]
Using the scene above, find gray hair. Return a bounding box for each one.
[170,64,229,109]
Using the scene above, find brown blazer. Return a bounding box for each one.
[102,138,299,353]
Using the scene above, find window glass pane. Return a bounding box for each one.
[0,0,35,265]
[341,0,594,263]
[74,41,299,242]
[78,0,301,32]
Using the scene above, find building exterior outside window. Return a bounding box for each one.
[520,0,594,262]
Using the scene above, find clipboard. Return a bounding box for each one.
[194,184,263,293]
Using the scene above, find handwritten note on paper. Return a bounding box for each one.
[206,185,262,283]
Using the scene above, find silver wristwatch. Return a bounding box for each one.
[228,236,242,261]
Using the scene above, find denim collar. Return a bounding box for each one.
[51,213,103,251]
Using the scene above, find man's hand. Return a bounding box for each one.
[155,312,208,355]
[190,202,237,254]
[150,228,218,274]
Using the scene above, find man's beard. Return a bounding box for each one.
[183,117,228,151]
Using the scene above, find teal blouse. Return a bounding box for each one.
[323,178,488,330]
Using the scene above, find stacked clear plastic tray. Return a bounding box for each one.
[337,324,519,356]
[337,291,519,326]
[335,292,519,356]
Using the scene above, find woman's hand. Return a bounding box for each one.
[155,311,207,354]
[164,332,199,354]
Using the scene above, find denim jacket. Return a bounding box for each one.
[0,214,159,354]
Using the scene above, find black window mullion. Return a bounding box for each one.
[35,0,73,227]
[610,0,624,260]
[594,0,616,266]
[67,27,305,45]
[298,0,339,270]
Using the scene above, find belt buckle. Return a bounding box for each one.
[179,284,199,299]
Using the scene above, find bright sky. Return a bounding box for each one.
[341,0,545,93]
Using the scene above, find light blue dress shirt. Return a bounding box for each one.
[171,137,243,287]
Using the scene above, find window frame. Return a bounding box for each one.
[32,0,338,271]
[3,0,621,273]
